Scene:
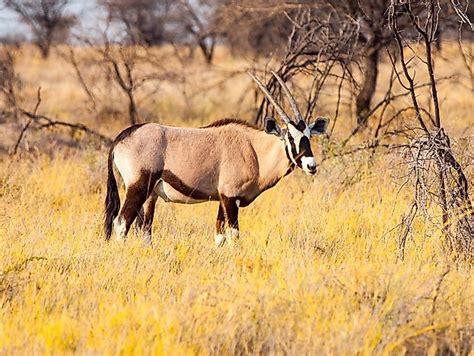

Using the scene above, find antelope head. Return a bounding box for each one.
[249,71,329,175]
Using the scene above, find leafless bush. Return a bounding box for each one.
[4,0,77,58]
[0,46,111,153]
[399,130,473,259]
[388,0,473,260]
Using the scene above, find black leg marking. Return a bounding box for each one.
[117,184,148,237]
[141,192,159,239]
[216,203,225,235]
[116,170,160,239]
[220,195,239,230]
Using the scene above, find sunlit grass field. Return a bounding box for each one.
[0,44,473,354]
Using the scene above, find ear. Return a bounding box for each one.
[309,117,329,136]
[264,117,282,137]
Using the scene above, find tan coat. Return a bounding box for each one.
[113,121,292,205]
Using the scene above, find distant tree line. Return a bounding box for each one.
[1,0,472,125]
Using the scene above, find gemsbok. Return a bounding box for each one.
[104,72,329,245]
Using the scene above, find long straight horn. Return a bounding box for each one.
[271,71,303,122]
[248,71,290,124]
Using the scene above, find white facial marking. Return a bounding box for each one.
[215,233,226,247]
[114,217,127,241]
[301,156,317,175]
[286,126,303,165]
[287,124,305,147]
[303,126,311,137]
[284,135,296,163]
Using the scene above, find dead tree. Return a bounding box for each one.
[0,48,110,151]
[389,0,473,260]
[4,0,76,58]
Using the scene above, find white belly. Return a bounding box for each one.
[155,180,208,204]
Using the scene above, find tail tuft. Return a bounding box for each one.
[104,147,120,240]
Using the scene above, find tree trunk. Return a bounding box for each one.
[356,47,380,127]
[198,38,215,64]
[127,90,138,125]
[37,30,53,59]
[37,41,50,59]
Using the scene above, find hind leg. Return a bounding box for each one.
[114,185,148,241]
[114,171,160,241]
[136,192,159,244]
[135,208,145,231]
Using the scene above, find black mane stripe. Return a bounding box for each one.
[113,120,259,145]
[112,123,147,147]
[201,118,260,130]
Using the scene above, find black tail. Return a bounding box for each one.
[104,146,120,240]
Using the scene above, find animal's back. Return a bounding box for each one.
[112,121,261,199]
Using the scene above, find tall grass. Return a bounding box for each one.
[0,44,473,354]
[1,150,472,354]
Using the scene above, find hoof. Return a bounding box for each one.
[215,233,226,247]
[113,218,127,241]
[226,228,240,244]
[143,233,152,246]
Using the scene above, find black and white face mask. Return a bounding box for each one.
[264,117,329,176]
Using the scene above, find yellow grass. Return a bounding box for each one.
[0,44,473,354]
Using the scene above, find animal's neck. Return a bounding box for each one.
[252,132,294,192]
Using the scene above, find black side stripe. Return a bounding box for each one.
[161,170,218,201]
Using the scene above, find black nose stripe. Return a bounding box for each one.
[288,133,315,169]
[299,136,313,157]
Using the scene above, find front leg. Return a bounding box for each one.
[219,195,240,245]
[215,203,226,247]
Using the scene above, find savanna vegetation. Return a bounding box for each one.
[0,0,473,354]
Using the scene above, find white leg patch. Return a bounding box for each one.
[114,217,127,241]
[215,229,240,247]
[226,228,240,244]
[143,231,152,246]
[215,233,226,247]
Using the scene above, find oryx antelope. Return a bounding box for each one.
[104,72,329,245]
